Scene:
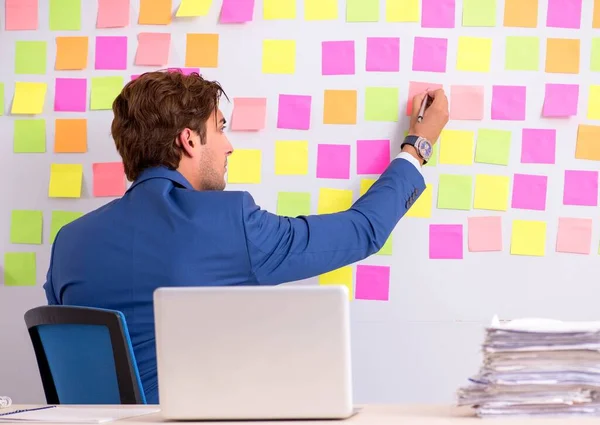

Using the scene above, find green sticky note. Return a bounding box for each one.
[462,0,496,26]
[91,76,124,110]
[50,210,84,243]
[475,129,511,165]
[0,83,4,115]
[277,192,311,217]
[11,210,43,244]
[376,235,392,255]
[437,174,473,210]
[505,36,539,71]
[365,87,399,122]
[592,38,600,72]
[4,252,36,286]
[425,142,439,167]
[347,0,379,21]
[15,41,47,75]
[50,0,81,30]
[14,119,46,153]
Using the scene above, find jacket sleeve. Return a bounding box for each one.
[241,158,426,285]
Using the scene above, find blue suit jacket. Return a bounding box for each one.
[43,157,425,404]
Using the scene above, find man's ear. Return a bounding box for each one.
[177,129,195,158]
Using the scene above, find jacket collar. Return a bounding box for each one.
[127,166,194,192]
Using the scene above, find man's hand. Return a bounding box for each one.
[407,88,449,144]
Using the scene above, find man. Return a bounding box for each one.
[43,71,449,404]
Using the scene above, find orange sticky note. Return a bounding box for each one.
[323,90,357,124]
[185,33,219,67]
[55,119,87,153]
[546,38,580,74]
[503,0,537,28]
[576,124,600,161]
[594,0,600,29]
[139,0,172,24]
[55,36,88,70]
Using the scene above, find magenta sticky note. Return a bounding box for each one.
[277,94,311,130]
[322,41,355,75]
[220,0,255,23]
[6,0,38,30]
[317,144,351,179]
[422,0,455,28]
[468,216,502,252]
[556,217,592,254]
[520,129,556,164]
[355,265,390,301]
[429,224,463,259]
[95,36,128,70]
[412,37,448,73]
[168,67,200,75]
[547,0,582,29]
[450,85,484,120]
[54,78,87,112]
[366,37,399,72]
[357,139,390,175]
[491,85,526,121]
[511,173,548,211]
[231,97,267,131]
[542,83,579,117]
[97,0,130,28]
[406,81,443,115]
[135,33,170,66]
[93,162,126,197]
[563,170,598,206]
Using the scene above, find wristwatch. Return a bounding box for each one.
[401,135,433,164]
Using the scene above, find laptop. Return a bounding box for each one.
[153,285,357,420]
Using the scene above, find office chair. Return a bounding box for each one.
[24,305,146,405]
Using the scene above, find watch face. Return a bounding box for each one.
[416,138,432,159]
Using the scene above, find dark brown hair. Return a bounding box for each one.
[111,70,227,181]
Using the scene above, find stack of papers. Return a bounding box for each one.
[457,316,600,417]
[0,406,160,423]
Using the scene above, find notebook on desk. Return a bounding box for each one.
[0,406,160,423]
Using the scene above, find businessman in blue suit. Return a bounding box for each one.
[43,71,449,404]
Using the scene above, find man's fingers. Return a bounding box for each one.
[411,91,427,116]
[428,88,445,99]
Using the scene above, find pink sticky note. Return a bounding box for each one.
[97,0,130,28]
[563,170,598,206]
[422,0,455,28]
[521,128,556,164]
[429,224,463,259]
[277,94,311,130]
[468,216,502,252]
[406,81,443,115]
[168,67,200,75]
[450,85,484,120]
[547,0,582,29]
[491,85,526,121]
[366,37,399,72]
[5,0,38,30]
[230,97,267,131]
[95,36,128,70]
[357,139,390,175]
[511,173,548,211]
[412,37,448,73]
[317,144,351,179]
[556,217,592,254]
[54,78,87,112]
[135,33,170,66]
[93,162,126,197]
[220,0,255,23]
[543,83,579,117]
[322,41,355,76]
[355,265,390,301]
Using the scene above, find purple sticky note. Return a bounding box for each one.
[317,144,350,179]
[511,173,548,211]
[547,0,582,29]
[322,41,355,75]
[355,265,390,301]
[429,224,463,259]
[412,37,448,73]
[357,139,390,174]
[450,85,484,120]
[563,170,598,206]
[422,0,455,28]
[543,83,579,117]
[366,37,399,72]
[54,78,87,112]
[168,67,200,75]
[491,85,526,121]
[95,36,128,70]
[277,94,311,130]
[220,0,255,23]
[521,129,556,164]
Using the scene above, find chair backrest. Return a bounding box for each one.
[24,305,146,405]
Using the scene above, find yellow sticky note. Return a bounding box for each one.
[474,175,510,211]
[11,82,47,114]
[456,36,492,72]
[176,0,212,16]
[319,266,353,300]
[439,130,474,165]
[264,0,295,19]
[318,188,353,214]
[386,0,419,22]
[262,40,295,74]
[511,220,546,257]
[305,0,337,20]
[227,149,261,183]
[406,183,433,218]
[48,164,83,198]
[275,141,308,175]
[587,85,600,120]
[359,178,376,196]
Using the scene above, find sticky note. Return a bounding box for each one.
[462,0,496,26]
[0,84,4,115]
[595,0,600,28]
[406,183,433,218]
[50,211,83,242]
[592,40,600,72]
[521,129,556,164]
[12,82,47,114]
[317,144,350,179]
[4,253,36,286]
[511,174,547,210]
[547,0,581,29]
[305,0,336,20]
[319,266,353,300]
[55,119,87,153]
[456,37,492,72]
[491,85,526,121]
[576,125,600,161]
[264,0,295,19]
[376,236,393,256]
[14,119,45,153]
[505,36,539,71]
[450,85,483,120]
[275,141,309,175]
[323,90,357,124]
[185,33,219,68]
[220,0,255,22]
[474,174,510,211]
[262,40,295,74]
[90,76,123,110]
[50,0,81,30]
[227,150,261,184]
[511,220,546,256]
[94,36,128,70]
[366,37,400,72]
[359,179,377,196]
[365,87,399,122]
[346,0,379,22]
[93,162,125,197]
[439,130,474,165]
[135,33,171,66]
[546,38,580,74]
[429,224,463,259]
[15,41,46,75]
[177,0,212,16]
[468,216,502,252]
[504,0,537,27]
[54,78,87,112]
[437,174,472,210]
[318,188,353,214]
[49,163,83,198]
[422,0,455,28]
[588,86,600,120]
[277,192,311,217]
[167,67,199,75]
[412,37,448,73]
[97,0,130,28]
[321,41,355,75]
[563,170,598,206]
[386,0,419,22]
[277,94,311,130]
[406,81,443,116]
[556,217,592,255]
[5,0,38,30]
[543,83,579,117]
[55,37,88,70]
[10,210,43,245]
[231,98,266,131]
[355,265,390,301]
[139,0,171,24]
[357,140,390,175]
